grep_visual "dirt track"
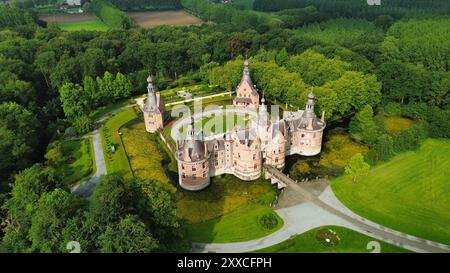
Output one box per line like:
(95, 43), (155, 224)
(39, 14), (97, 23)
(128, 11), (202, 28)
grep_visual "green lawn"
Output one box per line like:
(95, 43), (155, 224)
(60, 137), (95, 186)
(186, 204), (283, 243)
(384, 116), (415, 135)
(56, 19), (109, 32)
(99, 108), (138, 179)
(178, 175), (277, 224)
(254, 226), (410, 253)
(330, 139), (450, 245)
(121, 121), (174, 190)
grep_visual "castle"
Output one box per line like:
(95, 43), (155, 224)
(143, 61), (326, 191)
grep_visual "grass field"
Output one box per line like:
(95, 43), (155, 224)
(121, 121), (173, 189)
(56, 19), (109, 31)
(100, 108), (138, 179)
(186, 204), (283, 243)
(40, 14), (109, 32)
(384, 116), (415, 135)
(178, 175), (277, 224)
(330, 139), (450, 245)
(59, 137), (95, 186)
(254, 226), (409, 253)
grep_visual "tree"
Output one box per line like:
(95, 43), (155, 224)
(29, 189), (86, 253)
(44, 140), (64, 167)
(59, 83), (91, 122)
(367, 134), (395, 164)
(0, 102), (39, 180)
(99, 215), (159, 253)
(1, 164), (63, 252)
(349, 105), (380, 145)
(345, 153), (370, 183)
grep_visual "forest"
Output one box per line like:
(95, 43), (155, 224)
(0, 0), (449, 252)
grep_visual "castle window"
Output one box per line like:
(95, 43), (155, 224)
(254, 164), (257, 169)
(181, 164), (185, 170)
(203, 172), (206, 178)
(182, 173), (186, 178)
(275, 158), (278, 163)
(301, 134), (305, 138)
(192, 167), (196, 171)
(202, 162), (206, 168)
(253, 154), (256, 160)
(193, 173), (196, 178)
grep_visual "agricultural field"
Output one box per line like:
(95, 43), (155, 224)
(254, 226), (409, 253)
(331, 139), (450, 245)
(128, 11), (202, 28)
(39, 13), (109, 31)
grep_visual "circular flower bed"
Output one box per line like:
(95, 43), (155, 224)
(315, 228), (340, 247)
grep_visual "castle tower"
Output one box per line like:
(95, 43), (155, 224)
(176, 117), (211, 191)
(233, 60), (260, 109)
(231, 127), (262, 181)
(297, 92), (326, 156)
(143, 76), (165, 133)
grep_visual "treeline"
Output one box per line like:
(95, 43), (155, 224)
(203, 49), (381, 121)
(59, 72), (133, 134)
(0, 4), (36, 29)
(92, 0), (134, 29)
(181, 0), (282, 32)
(0, 168), (184, 253)
(108, 0), (182, 11)
(253, 0), (450, 19)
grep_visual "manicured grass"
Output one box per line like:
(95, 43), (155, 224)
(254, 226), (410, 253)
(121, 121), (173, 189)
(60, 137), (95, 186)
(56, 19), (109, 32)
(99, 108), (138, 179)
(186, 204), (283, 243)
(384, 116), (415, 135)
(177, 175), (278, 224)
(330, 139), (450, 245)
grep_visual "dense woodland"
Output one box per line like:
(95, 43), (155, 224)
(0, 0), (449, 252)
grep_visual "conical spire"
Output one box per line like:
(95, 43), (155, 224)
(243, 60), (250, 79)
(186, 116), (195, 140)
(306, 90), (315, 113)
(145, 75), (158, 112)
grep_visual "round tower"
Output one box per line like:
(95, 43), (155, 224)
(176, 118), (211, 191)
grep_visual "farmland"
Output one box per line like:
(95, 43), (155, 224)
(128, 11), (202, 28)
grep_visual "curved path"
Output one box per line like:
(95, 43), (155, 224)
(71, 99), (450, 253)
(193, 167), (450, 253)
(70, 104), (135, 197)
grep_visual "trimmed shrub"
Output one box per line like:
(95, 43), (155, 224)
(259, 213), (278, 230)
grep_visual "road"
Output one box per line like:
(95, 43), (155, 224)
(71, 130), (106, 198)
(71, 98), (450, 253)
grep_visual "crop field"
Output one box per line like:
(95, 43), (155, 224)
(128, 11), (202, 28)
(39, 14), (109, 31)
